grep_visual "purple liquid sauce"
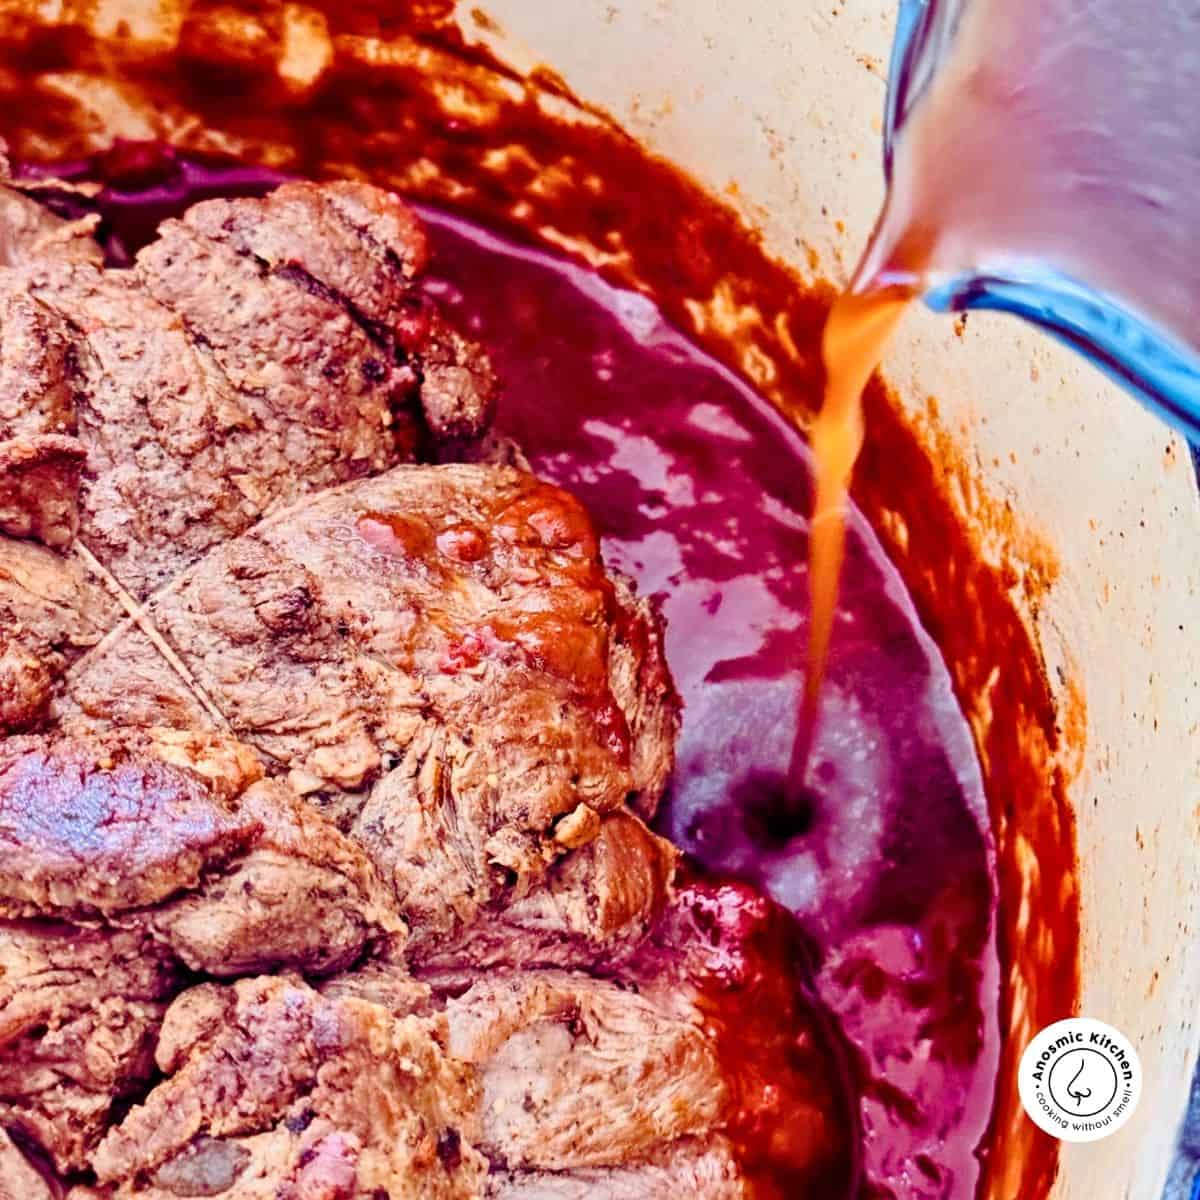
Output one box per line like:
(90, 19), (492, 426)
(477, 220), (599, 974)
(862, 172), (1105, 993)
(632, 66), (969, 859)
(24, 147), (1001, 1199)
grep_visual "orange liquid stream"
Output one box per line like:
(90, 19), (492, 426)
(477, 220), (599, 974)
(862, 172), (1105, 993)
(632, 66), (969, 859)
(792, 0), (1200, 791)
(791, 286), (914, 789)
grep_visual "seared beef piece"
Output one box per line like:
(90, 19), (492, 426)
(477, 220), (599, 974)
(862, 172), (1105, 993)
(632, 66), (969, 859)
(419, 811), (676, 972)
(443, 971), (727, 1172)
(0, 270), (87, 559)
(94, 974), (487, 1199)
(0, 733), (402, 972)
(60, 465), (680, 949)
(167, 179), (430, 319)
(0, 177), (494, 599)
(14, 256), (403, 598)
(0, 1127), (57, 1200)
(0, 387), (119, 734)
(417, 312), (499, 439)
(145, 182), (497, 443)
(484, 1140), (749, 1199)
(0, 733), (405, 1173)
(0, 733), (260, 919)
(146, 777), (405, 978)
(0, 534), (119, 734)
(0, 923), (176, 1173)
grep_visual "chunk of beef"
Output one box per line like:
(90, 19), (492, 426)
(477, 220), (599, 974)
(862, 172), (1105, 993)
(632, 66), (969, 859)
(0, 733), (261, 919)
(484, 1140), (748, 1199)
(61, 465), (680, 949)
(0, 922), (177, 1172)
(444, 971), (727, 1172)
(14, 256), (400, 598)
(418, 811), (676, 972)
(153, 181), (496, 443)
(0, 177), (494, 599)
(93, 974), (487, 1199)
(417, 312), (498, 440)
(177, 179), (429, 311)
(147, 776), (404, 978)
(0, 195), (91, 568)
(0, 733), (402, 971)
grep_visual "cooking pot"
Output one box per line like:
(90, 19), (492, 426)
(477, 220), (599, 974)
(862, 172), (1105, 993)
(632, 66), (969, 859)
(0, 2), (1195, 1197)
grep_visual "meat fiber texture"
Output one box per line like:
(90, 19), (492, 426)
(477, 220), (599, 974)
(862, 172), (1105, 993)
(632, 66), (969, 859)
(0, 165), (754, 1198)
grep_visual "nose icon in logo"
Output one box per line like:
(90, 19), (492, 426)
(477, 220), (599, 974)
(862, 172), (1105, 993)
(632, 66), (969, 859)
(1066, 1060), (1092, 1108)
(1048, 1048), (1120, 1120)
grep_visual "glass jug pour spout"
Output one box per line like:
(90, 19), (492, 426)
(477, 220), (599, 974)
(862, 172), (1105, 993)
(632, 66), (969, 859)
(872, 0), (1200, 442)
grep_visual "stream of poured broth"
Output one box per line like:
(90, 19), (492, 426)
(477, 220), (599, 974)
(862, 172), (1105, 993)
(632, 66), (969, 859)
(797, 286), (913, 789)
